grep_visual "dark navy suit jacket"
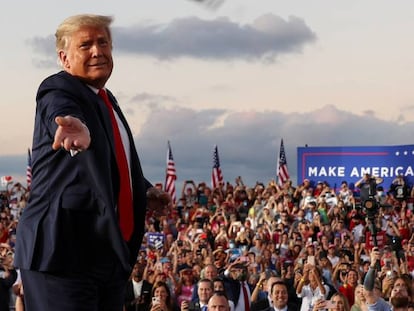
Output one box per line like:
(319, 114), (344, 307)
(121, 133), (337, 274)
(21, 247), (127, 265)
(15, 71), (151, 277)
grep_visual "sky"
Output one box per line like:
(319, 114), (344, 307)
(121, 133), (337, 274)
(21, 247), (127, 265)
(2, 0), (414, 190)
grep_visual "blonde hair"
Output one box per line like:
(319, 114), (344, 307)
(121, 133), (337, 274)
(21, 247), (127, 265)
(55, 14), (113, 52)
(353, 284), (366, 307)
(330, 292), (350, 311)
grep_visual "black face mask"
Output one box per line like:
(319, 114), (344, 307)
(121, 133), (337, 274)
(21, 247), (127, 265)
(236, 271), (247, 282)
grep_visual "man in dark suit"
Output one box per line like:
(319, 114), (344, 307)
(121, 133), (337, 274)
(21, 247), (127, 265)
(221, 260), (252, 311)
(14, 14), (169, 311)
(181, 279), (213, 311)
(124, 262), (153, 311)
(262, 281), (295, 311)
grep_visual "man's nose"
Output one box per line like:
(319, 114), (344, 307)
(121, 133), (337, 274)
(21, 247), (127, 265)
(91, 43), (103, 56)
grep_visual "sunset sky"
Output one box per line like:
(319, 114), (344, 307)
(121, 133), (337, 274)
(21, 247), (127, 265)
(2, 0), (414, 188)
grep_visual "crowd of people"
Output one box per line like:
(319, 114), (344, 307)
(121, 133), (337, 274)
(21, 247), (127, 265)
(1, 173), (414, 310)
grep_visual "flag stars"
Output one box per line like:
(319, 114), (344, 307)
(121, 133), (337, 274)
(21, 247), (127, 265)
(395, 150), (414, 156)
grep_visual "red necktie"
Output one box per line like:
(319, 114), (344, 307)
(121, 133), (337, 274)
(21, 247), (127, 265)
(242, 282), (250, 311)
(98, 89), (133, 240)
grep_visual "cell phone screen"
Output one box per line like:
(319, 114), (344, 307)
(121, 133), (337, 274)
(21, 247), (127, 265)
(307, 255), (315, 266)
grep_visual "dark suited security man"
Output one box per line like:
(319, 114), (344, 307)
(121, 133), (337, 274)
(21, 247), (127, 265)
(14, 14), (169, 311)
(124, 262), (153, 311)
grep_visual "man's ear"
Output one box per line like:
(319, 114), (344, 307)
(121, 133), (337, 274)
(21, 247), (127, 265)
(58, 50), (69, 69)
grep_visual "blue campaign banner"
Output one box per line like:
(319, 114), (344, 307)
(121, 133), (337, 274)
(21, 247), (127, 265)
(297, 144), (414, 191)
(147, 232), (165, 250)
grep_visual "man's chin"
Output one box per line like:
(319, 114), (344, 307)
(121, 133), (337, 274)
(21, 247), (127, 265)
(79, 75), (110, 89)
(273, 303), (284, 309)
(390, 296), (409, 308)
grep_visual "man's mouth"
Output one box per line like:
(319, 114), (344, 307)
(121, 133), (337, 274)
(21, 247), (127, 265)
(89, 62), (107, 67)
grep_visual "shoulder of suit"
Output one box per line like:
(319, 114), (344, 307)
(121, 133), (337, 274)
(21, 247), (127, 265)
(40, 71), (84, 88)
(37, 71), (93, 99)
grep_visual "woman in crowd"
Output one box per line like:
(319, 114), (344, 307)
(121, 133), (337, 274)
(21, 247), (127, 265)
(149, 281), (178, 311)
(312, 292), (350, 311)
(296, 264), (330, 311)
(174, 268), (195, 306)
(350, 284), (368, 311)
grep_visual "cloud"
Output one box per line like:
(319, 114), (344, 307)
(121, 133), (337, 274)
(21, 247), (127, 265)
(26, 35), (58, 69)
(3, 104), (413, 189)
(114, 14), (316, 61)
(26, 14), (316, 66)
(128, 103), (414, 186)
(130, 92), (180, 108)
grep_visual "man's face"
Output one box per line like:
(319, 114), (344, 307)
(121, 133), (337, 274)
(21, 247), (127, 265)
(198, 281), (213, 304)
(132, 263), (145, 280)
(230, 268), (245, 281)
(208, 295), (229, 311)
(271, 284), (288, 309)
(390, 278), (410, 308)
(59, 26), (113, 88)
(204, 266), (218, 280)
(391, 278), (409, 297)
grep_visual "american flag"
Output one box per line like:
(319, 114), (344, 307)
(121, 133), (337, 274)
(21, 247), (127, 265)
(211, 145), (223, 189)
(27, 148), (32, 191)
(164, 141), (177, 204)
(277, 139), (290, 186)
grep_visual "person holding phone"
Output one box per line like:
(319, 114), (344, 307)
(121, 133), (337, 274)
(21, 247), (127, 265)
(338, 268), (359, 307)
(149, 281), (177, 311)
(312, 292), (350, 311)
(296, 264), (330, 311)
(364, 246), (413, 311)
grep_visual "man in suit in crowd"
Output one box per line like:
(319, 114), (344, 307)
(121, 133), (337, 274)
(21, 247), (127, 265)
(191, 264), (218, 302)
(14, 14), (169, 311)
(264, 281), (295, 311)
(181, 278), (214, 311)
(124, 262), (153, 311)
(222, 260), (252, 311)
(250, 274), (279, 311)
(208, 292), (231, 311)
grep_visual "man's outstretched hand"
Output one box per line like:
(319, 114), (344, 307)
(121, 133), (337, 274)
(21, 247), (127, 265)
(52, 116), (91, 153)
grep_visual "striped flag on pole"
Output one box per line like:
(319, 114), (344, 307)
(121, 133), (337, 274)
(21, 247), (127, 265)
(27, 148), (32, 191)
(211, 145), (223, 189)
(164, 141), (177, 204)
(277, 139), (290, 186)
